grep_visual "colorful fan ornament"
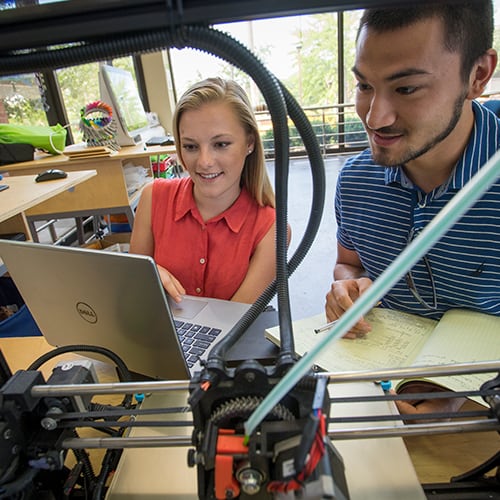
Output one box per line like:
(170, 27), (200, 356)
(79, 100), (120, 151)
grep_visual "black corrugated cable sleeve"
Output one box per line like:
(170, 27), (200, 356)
(27, 344), (134, 407)
(3, 24), (325, 373)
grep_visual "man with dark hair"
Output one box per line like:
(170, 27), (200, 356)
(325, 1), (499, 416)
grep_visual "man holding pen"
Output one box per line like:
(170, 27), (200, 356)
(325, 2), (500, 417)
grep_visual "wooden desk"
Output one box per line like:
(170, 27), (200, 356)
(404, 400), (500, 484)
(0, 144), (175, 239)
(0, 336), (423, 499)
(0, 336), (119, 388)
(0, 169), (96, 241)
(107, 382), (425, 499)
(0, 336), (124, 474)
(1, 336), (497, 498)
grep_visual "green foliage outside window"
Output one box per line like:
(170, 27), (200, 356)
(0, 75), (47, 126)
(2, 5), (500, 133)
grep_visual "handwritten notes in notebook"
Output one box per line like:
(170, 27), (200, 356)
(410, 309), (500, 398)
(265, 308), (500, 402)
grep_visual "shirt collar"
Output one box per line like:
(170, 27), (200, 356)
(448, 100), (499, 190)
(174, 177), (196, 222)
(174, 177), (252, 233)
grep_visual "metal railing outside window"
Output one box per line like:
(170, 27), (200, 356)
(256, 102), (368, 158)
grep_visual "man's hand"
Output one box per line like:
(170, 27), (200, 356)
(157, 265), (186, 303)
(392, 382), (467, 424)
(325, 277), (373, 338)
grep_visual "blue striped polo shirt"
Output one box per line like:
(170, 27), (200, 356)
(335, 100), (500, 319)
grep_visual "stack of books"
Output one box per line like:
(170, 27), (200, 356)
(63, 145), (116, 160)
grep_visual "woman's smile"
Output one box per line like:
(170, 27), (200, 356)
(197, 171), (224, 181)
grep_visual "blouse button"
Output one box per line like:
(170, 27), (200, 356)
(195, 287), (202, 294)
(199, 258), (206, 265)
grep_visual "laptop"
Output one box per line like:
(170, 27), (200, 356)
(0, 240), (251, 380)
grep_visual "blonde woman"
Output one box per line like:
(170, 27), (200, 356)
(131, 77), (285, 304)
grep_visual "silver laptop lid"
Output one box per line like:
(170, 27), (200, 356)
(0, 240), (191, 380)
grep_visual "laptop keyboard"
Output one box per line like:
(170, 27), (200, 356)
(174, 320), (222, 368)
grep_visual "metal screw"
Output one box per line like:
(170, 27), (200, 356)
(41, 407), (63, 430)
(238, 468), (263, 495)
(187, 449), (198, 467)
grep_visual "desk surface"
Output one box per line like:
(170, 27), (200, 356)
(0, 335), (424, 499)
(0, 170), (97, 223)
(0, 144), (176, 172)
(107, 384), (425, 500)
(0, 145), (175, 227)
(0, 335), (117, 381)
(1, 336), (498, 498)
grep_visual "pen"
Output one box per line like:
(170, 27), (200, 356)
(314, 319), (339, 334)
(315, 302), (383, 334)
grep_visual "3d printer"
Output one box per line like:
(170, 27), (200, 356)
(0, 1), (499, 499)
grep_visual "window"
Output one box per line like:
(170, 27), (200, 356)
(0, 74), (48, 126)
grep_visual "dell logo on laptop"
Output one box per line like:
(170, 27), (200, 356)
(76, 302), (98, 323)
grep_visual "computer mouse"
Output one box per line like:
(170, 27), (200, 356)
(35, 168), (68, 182)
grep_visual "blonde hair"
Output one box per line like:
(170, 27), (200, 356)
(173, 77), (275, 208)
